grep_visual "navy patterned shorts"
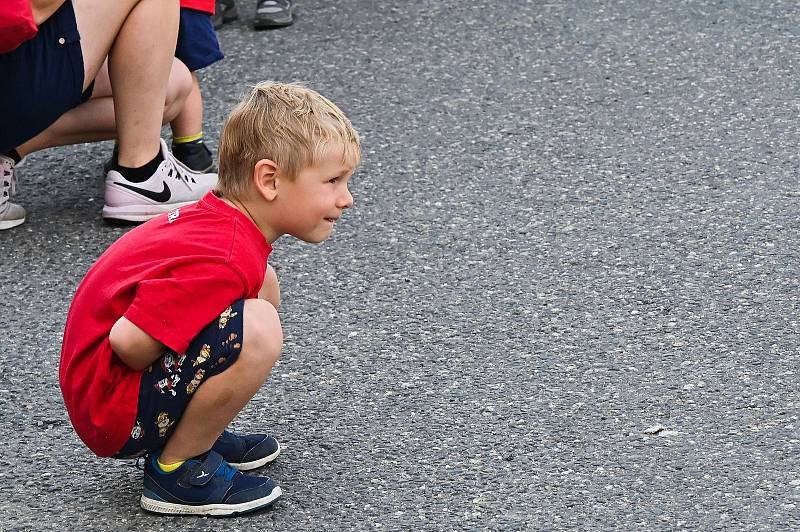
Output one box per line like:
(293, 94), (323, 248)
(113, 300), (245, 458)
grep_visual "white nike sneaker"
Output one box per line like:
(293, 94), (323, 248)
(0, 154), (26, 230)
(102, 139), (218, 222)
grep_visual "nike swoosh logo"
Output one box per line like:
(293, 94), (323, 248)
(114, 181), (171, 202)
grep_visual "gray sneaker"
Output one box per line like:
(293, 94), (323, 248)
(254, 0), (293, 29)
(0, 154), (26, 230)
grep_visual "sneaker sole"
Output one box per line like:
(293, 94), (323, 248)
(228, 442), (281, 471)
(223, 8), (239, 22)
(0, 217), (25, 230)
(140, 485), (282, 516)
(101, 200), (199, 222)
(254, 16), (293, 29)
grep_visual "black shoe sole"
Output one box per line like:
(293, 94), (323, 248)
(253, 11), (293, 30)
(223, 8), (239, 22)
(103, 217), (144, 227)
(254, 19), (293, 30)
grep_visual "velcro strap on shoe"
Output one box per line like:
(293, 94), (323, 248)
(189, 451), (224, 486)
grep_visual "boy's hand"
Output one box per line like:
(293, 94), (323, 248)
(109, 316), (165, 371)
(259, 264), (281, 308)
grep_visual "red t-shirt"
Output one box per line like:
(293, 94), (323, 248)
(180, 0), (215, 14)
(60, 192), (271, 457)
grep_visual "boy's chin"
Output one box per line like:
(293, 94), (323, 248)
(296, 231), (332, 244)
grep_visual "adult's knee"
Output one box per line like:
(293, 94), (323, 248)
(241, 298), (283, 368)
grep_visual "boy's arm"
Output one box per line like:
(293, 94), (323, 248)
(109, 316), (165, 371)
(258, 263), (281, 308)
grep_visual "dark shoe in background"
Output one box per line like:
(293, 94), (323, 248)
(213, 0), (239, 29)
(254, 0), (293, 30)
(172, 140), (216, 173)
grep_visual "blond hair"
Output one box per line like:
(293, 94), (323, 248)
(217, 82), (361, 197)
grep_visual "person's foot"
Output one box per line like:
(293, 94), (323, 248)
(172, 140), (216, 173)
(107, 140), (215, 173)
(141, 450), (282, 516)
(0, 154), (26, 230)
(212, 430), (281, 471)
(254, 0), (294, 30)
(102, 139), (217, 223)
(213, 0), (239, 29)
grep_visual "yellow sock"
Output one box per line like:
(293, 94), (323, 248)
(157, 458), (186, 472)
(173, 132), (204, 144)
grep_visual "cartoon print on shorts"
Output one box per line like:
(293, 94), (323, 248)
(194, 344), (211, 366)
(154, 373), (181, 396)
(186, 368), (206, 394)
(218, 306), (238, 329)
(161, 352), (186, 373)
(156, 412), (175, 437)
(221, 332), (241, 351)
(130, 421), (144, 441)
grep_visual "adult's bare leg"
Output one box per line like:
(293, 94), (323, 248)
(16, 60), (191, 157)
(71, 0), (180, 167)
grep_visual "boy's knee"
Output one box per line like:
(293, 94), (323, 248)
(242, 298), (283, 366)
(163, 59), (192, 123)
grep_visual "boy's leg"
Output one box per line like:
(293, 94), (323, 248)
(169, 73), (216, 172)
(169, 8), (223, 172)
(170, 74), (203, 141)
(115, 299), (284, 515)
(159, 298), (283, 464)
(258, 263), (281, 308)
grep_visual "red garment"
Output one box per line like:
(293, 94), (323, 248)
(60, 192), (271, 457)
(0, 0), (38, 53)
(180, 0), (215, 15)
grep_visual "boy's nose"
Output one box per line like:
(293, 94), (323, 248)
(338, 187), (353, 209)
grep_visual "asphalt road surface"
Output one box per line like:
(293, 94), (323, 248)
(1, 1), (799, 530)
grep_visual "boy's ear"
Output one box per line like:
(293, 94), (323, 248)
(252, 159), (279, 201)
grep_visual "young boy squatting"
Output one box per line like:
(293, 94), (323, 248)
(59, 82), (360, 516)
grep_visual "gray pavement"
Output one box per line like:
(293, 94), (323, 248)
(1, 0), (799, 529)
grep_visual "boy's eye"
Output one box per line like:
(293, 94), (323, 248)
(328, 176), (340, 183)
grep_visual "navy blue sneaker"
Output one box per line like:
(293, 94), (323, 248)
(212, 430), (281, 471)
(141, 451), (281, 516)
